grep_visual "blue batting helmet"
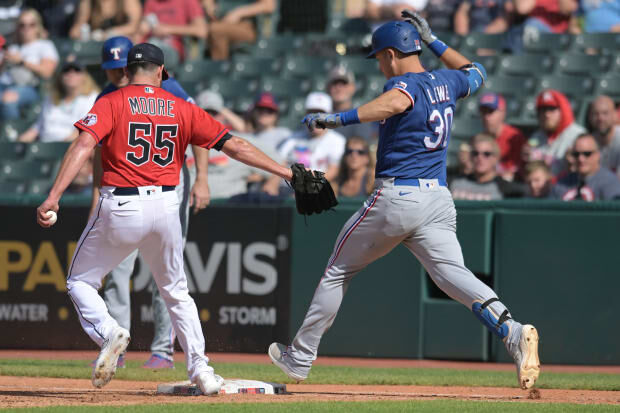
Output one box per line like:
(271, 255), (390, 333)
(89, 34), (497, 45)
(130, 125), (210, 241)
(101, 36), (133, 70)
(366, 21), (422, 58)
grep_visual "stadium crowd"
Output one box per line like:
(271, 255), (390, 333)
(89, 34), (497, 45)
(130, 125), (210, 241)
(0, 0), (619, 202)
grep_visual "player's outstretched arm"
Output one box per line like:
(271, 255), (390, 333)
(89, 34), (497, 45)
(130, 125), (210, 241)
(37, 131), (97, 227)
(221, 136), (293, 181)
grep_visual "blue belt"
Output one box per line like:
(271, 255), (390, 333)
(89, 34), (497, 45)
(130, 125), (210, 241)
(393, 178), (447, 187)
(113, 186), (175, 195)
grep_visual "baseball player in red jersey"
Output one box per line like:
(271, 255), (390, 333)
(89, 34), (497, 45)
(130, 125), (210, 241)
(36, 43), (293, 394)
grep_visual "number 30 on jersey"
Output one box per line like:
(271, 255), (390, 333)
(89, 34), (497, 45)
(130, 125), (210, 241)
(424, 107), (453, 150)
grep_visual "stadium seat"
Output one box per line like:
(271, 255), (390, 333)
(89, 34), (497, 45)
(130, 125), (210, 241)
(510, 98), (539, 129)
(452, 117), (484, 141)
(572, 33), (620, 55)
(556, 54), (611, 76)
(499, 54), (553, 76)
(26, 142), (71, 161)
(0, 119), (31, 142)
(260, 77), (311, 99)
(334, 56), (381, 77)
(252, 35), (305, 57)
(364, 75), (387, 98)
(208, 78), (258, 100)
(523, 33), (572, 54)
(0, 142), (27, 161)
(327, 17), (370, 35)
(177, 60), (231, 83)
(595, 75), (620, 98)
(420, 54), (441, 71)
(233, 96), (256, 114)
(66, 40), (104, 65)
(231, 55), (281, 79)
(433, 32), (462, 50)
(485, 75), (536, 98)
(311, 75), (328, 93)
(282, 56), (332, 78)
(28, 179), (51, 195)
(1, 160), (56, 181)
(538, 75), (594, 99)
(473, 55), (499, 75)
(0, 181), (27, 195)
(462, 33), (506, 55)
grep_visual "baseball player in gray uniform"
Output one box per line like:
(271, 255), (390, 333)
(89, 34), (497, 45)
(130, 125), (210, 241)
(91, 37), (210, 368)
(269, 13), (540, 390)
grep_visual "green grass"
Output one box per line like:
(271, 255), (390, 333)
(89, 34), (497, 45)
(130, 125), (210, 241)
(1, 401), (619, 413)
(1, 359), (619, 391)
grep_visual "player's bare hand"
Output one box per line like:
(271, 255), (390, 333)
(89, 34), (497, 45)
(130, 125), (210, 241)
(401, 10), (436, 44)
(302, 113), (343, 132)
(37, 198), (59, 228)
(190, 175), (210, 214)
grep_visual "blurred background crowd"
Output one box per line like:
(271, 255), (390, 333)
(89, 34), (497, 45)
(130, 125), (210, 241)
(0, 0), (619, 202)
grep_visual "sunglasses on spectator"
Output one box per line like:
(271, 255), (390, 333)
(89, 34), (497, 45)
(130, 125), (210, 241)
(18, 22), (37, 28)
(571, 151), (595, 158)
(345, 148), (368, 156)
(62, 66), (83, 73)
(472, 151), (494, 158)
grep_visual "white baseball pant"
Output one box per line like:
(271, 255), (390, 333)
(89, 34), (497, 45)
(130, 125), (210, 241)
(66, 185), (209, 381)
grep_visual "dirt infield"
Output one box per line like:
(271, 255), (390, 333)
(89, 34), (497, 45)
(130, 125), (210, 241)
(1, 351), (619, 408)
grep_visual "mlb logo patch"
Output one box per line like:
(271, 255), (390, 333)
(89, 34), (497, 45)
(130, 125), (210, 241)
(145, 87), (154, 93)
(414, 39), (420, 48)
(81, 113), (97, 126)
(398, 81), (407, 89)
(425, 182), (435, 189)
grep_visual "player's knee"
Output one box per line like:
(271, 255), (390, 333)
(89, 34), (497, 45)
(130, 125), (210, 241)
(472, 299), (511, 339)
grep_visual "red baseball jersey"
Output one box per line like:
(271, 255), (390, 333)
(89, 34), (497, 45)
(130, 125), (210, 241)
(75, 84), (229, 187)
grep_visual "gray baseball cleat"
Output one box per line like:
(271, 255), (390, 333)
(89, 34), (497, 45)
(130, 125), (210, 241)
(506, 323), (540, 390)
(92, 326), (131, 388)
(192, 366), (224, 395)
(268, 342), (307, 382)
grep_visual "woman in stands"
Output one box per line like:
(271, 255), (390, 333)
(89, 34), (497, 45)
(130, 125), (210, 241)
(18, 59), (99, 143)
(334, 137), (375, 199)
(0, 8), (59, 120)
(69, 0), (142, 41)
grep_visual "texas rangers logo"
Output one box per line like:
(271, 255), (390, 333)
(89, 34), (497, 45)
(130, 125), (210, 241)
(81, 113), (98, 126)
(110, 47), (121, 60)
(398, 81), (408, 89)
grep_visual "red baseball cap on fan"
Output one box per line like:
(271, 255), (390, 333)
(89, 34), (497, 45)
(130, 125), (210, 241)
(478, 92), (505, 111)
(536, 90), (561, 109)
(254, 92), (279, 112)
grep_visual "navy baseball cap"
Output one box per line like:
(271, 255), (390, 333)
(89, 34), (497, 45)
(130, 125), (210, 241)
(478, 92), (506, 111)
(127, 43), (169, 80)
(101, 36), (133, 70)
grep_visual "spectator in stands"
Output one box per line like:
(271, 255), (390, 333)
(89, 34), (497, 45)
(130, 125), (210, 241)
(365, 0), (429, 31)
(581, 0), (620, 33)
(453, 0), (510, 35)
(528, 89), (586, 176)
(552, 133), (620, 201)
(334, 137), (375, 198)
(451, 133), (526, 200)
(447, 141), (474, 183)
(246, 91), (291, 151)
(279, 92), (346, 182)
(27, 0), (80, 38)
(18, 59), (99, 142)
(327, 64), (378, 143)
(196, 89), (246, 132)
(139, 0), (207, 62)
(517, 0), (581, 36)
(69, 0), (142, 41)
(588, 95), (620, 177)
(422, 0), (460, 32)
(205, 0), (276, 60)
(0, 9), (59, 120)
(479, 92), (527, 181)
(524, 160), (553, 198)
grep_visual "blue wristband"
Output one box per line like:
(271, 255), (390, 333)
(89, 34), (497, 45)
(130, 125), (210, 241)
(340, 109), (360, 126)
(428, 39), (448, 57)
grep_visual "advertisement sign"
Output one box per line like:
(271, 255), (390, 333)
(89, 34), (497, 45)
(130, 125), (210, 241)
(0, 205), (292, 352)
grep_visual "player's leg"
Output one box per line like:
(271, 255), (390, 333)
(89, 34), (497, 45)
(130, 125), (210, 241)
(66, 197), (142, 347)
(139, 190), (221, 393)
(402, 187), (540, 389)
(271, 188), (405, 380)
(146, 164), (191, 367)
(103, 249), (139, 332)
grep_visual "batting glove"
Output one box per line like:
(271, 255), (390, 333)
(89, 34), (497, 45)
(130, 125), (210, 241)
(302, 112), (343, 132)
(401, 10), (436, 45)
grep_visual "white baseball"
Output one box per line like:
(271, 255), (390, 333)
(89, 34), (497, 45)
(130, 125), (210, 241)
(45, 210), (57, 225)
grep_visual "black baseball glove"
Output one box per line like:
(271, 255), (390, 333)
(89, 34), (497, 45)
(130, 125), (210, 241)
(290, 163), (338, 215)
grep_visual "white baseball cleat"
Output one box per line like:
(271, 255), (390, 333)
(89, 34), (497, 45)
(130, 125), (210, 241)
(511, 324), (540, 390)
(268, 342), (307, 382)
(193, 366), (224, 395)
(92, 326), (131, 389)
